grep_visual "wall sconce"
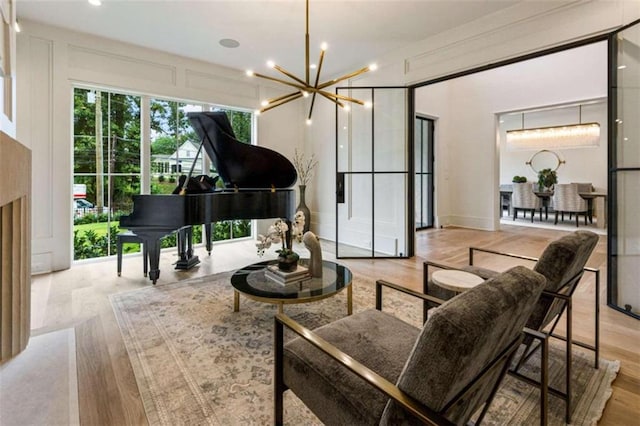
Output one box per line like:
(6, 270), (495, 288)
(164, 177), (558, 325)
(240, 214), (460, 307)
(506, 104), (601, 150)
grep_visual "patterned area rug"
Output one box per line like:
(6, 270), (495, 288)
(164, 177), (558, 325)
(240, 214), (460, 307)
(110, 272), (618, 425)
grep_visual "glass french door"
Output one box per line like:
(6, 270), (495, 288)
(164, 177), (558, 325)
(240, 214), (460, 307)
(608, 20), (640, 319)
(415, 116), (434, 229)
(335, 87), (411, 258)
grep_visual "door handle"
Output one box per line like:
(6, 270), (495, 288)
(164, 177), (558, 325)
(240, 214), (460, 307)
(336, 172), (345, 204)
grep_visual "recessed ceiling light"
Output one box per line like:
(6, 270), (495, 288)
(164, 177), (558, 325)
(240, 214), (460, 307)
(88, 0), (102, 6)
(219, 39), (240, 48)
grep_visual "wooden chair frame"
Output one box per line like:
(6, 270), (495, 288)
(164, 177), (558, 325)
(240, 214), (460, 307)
(274, 281), (526, 426)
(423, 247), (600, 424)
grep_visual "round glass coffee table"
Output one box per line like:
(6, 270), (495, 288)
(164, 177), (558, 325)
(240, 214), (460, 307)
(231, 259), (353, 314)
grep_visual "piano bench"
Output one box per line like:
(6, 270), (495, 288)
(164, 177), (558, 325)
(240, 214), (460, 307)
(117, 232), (148, 277)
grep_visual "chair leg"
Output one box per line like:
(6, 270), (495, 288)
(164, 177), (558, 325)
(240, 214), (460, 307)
(576, 213), (579, 227)
(565, 299), (573, 423)
(554, 211), (559, 225)
(530, 209), (534, 223)
(142, 241), (148, 277)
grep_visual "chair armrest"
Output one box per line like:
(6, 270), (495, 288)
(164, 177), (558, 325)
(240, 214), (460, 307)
(423, 260), (462, 294)
(423, 260), (458, 278)
(523, 327), (547, 342)
(375, 279), (447, 312)
(541, 289), (571, 302)
(468, 247), (538, 266)
(274, 313), (455, 426)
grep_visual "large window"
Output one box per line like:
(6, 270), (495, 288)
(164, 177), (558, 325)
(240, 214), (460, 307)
(73, 87), (254, 260)
(73, 88), (141, 260)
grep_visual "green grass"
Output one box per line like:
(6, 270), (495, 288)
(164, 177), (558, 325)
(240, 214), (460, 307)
(74, 221), (141, 254)
(74, 221), (114, 236)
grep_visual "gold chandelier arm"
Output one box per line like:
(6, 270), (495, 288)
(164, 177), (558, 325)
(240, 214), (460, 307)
(307, 92), (317, 120)
(305, 0), (310, 84)
(307, 48), (326, 120)
(266, 91), (303, 106)
(318, 91), (345, 108)
(273, 64), (309, 87)
(261, 93), (303, 113)
(314, 50), (325, 89)
(252, 72), (307, 91)
(317, 66), (371, 90)
(320, 90), (365, 106)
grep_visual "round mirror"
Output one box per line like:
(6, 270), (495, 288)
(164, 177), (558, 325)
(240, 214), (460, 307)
(526, 150), (565, 173)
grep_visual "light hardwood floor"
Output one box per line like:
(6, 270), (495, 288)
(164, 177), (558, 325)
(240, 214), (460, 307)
(28, 225), (640, 425)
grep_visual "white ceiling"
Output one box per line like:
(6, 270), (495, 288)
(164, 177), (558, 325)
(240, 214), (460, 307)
(17, 0), (526, 79)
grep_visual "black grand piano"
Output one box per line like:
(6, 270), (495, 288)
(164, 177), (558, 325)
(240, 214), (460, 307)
(119, 111), (297, 283)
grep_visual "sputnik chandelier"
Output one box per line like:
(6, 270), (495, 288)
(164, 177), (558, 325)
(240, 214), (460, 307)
(245, 0), (377, 124)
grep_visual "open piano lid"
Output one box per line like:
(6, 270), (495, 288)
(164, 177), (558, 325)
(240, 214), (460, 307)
(187, 111), (297, 189)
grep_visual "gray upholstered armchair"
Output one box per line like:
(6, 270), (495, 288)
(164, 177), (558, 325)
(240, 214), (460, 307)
(423, 230), (600, 424)
(274, 266), (546, 425)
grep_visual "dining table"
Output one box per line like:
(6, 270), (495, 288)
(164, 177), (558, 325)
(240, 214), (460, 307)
(499, 186), (607, 229)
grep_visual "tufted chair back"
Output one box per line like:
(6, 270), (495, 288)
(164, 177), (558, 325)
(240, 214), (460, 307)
(552, 183), (587, 213)
(512, 182), (541, 209)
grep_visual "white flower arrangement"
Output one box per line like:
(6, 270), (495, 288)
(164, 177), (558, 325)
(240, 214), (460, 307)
(256, 211), (306, 257)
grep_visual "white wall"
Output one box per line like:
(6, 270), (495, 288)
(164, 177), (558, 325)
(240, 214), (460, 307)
(17, 20), (304, 274)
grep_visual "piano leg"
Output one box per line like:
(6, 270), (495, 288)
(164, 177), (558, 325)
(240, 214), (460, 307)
(175, 226), (200, 270)
(146, 237), (162, 284)
(205, 223), (212, 255)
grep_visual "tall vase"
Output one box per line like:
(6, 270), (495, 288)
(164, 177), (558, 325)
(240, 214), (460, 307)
(296, 185), (311, 233)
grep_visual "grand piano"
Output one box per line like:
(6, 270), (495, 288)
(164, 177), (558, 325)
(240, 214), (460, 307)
(119, 111), (297, 283)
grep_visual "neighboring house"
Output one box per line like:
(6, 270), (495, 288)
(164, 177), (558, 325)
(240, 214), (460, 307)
(152, 141), (204, 175)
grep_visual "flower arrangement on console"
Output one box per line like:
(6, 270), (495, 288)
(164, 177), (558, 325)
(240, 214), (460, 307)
(256, 211), (306, 271)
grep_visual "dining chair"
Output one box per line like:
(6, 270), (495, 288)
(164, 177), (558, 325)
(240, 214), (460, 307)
(552, 183), (589, 227)
(274, 266), (546, 425)
(512, 182), (542, 222)
(574, 182), (594, 224)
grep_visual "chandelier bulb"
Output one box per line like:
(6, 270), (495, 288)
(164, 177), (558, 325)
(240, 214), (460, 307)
(261, 100), (269, 107)
(369, 63), (378, 71)
(302, 91), (309, 98)
(267, 60), (276, 69)
(343, 105), (351, 112)
(321, 42), (328, 51)
(306, 119), (312, 125)
(255, 110), (261, 116)
(364, 101), (373, 109)
(245, 70), (254, 77)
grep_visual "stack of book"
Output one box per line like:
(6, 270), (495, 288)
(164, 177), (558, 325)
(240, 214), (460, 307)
(264, 264), (311, 285)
